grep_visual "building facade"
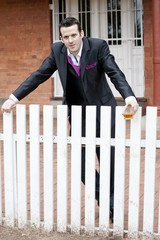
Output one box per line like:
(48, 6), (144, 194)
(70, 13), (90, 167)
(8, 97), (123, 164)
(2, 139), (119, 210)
(0, 0), (159, 110)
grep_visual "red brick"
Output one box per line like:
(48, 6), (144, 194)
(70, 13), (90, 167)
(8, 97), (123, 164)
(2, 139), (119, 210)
(0, 0), (52, 108)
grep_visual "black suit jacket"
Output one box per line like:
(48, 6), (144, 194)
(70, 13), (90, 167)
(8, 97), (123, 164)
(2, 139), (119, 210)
(13, 36), (135, 113)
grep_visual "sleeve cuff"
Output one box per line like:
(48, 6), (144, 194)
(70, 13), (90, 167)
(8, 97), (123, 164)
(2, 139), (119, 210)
(9, 94), (19, 103)
(125, 96), (137, 104)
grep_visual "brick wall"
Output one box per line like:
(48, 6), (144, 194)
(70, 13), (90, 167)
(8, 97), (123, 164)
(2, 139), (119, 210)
(0, 0), (52, 108)
(144, 0), (153, 106)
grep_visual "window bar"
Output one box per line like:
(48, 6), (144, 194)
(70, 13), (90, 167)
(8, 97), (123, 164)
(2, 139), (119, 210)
(136, 0), (138, 46)
(140, 0), (143, 46)
(116, 0), (118, 45)
(85, 0), (87, 36)
(137, 0), (140, 46)
(78, 0), (81, 27)
(134, 0), (143, 47)
(117, 0), (121, 44)
(134, 0), (137, 46)
(63, 0), (66, 19)
(110, 0), (113, 45)
(87, 0), (90, 36)
(107, 0), (111, 45)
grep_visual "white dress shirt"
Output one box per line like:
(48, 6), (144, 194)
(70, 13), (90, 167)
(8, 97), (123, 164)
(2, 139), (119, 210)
(67, 42), (83, 66)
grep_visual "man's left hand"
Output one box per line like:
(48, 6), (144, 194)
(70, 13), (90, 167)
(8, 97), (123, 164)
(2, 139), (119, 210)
(123, 98), (139, 115)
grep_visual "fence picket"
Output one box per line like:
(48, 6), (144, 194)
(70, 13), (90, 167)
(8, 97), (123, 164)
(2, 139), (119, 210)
(128, 107), (142, 238)
(71, 106), (82, 234)
(30, 105), (40, 227)
(1, 104), (160, 238)
(57, 105), (68, 232)
(0, 132), (2, 224)
(16, 105), (27, 228)
(99, 106), (111, 236)
(43, 105), (54, 231)
(85, 106), (96, 234)
(3, 111), (15, 226)
(114, 106), (126, 238)
(13, 131), (18, 223)
(143, 107), (157, 236)
(158, 187), (160, 234)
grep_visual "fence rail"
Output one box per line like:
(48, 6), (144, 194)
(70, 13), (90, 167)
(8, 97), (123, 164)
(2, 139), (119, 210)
(0, 104), (160, 239)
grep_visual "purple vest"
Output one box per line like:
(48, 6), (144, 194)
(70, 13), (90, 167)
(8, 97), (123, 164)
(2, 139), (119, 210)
(67, 54), (81, 76)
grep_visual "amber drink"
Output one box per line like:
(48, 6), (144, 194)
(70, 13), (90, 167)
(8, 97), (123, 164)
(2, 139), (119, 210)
(123, 105), (134, 120)
(123, 113), (134, 120)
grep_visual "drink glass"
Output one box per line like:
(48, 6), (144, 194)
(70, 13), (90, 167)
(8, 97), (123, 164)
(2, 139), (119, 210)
(122, 104), (134, 120)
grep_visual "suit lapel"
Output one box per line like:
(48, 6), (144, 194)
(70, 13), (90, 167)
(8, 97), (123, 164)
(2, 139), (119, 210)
(59, 37), (90, 90)
(80, 37), (90, 81)
(60, 45), (67, 90)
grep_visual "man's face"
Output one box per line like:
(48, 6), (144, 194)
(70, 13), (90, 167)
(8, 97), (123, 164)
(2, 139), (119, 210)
(60, 24), (84, 56)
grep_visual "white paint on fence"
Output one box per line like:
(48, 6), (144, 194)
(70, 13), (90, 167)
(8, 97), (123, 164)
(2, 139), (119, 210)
(99, 106), (111, 236)
(114, 106), (126, 238)
(0, 127), (2, 224)
(85, 106), (96, 234)
(71, 106), (82, 234)
(128, 107), (142, 239)
(57, 105), (68, 232)
(0, 105), (160, 238)
(43, 105), (54, 231)
(16, 105), (27, 228)
(143, 107), (157, 236)
(29, 105), (40, 227)
(3, 111), (15, 226)
(158, 187), (160, 234)
(13, 131), (18, 223)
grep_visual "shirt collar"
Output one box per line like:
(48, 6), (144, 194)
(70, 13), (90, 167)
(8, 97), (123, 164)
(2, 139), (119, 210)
(67, 41), (83, 58)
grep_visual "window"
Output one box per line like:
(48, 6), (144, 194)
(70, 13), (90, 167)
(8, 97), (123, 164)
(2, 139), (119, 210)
(107, 0), (121, 45)
(134, 0), (143, 46)
(78, 0), (91, 36)
(52, 0), (143, 45)
(59, 0), (66, 24)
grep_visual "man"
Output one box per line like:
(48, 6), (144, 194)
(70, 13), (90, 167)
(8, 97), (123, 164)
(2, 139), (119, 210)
(2, 17), (139, 222)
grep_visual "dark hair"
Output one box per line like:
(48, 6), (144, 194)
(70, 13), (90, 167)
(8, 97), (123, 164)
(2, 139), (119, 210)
(59, 17), (82, 36)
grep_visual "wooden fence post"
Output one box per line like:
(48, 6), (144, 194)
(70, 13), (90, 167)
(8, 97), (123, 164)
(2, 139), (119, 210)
(16, 105), (27, 228)
(99, 106), (111, 236)
(143, 107), (157, 237)
(57, 105), (68, 232)
(30, 105), (40, 228)
(128, 107), (142, 238)
(43, 105), (54, 231)
(114, 106), (126, 238)
(85, 106), (96, 234)
(0, 119), (2, 224)
(71, 106), (82, 234)
(3, 111), (15, 227)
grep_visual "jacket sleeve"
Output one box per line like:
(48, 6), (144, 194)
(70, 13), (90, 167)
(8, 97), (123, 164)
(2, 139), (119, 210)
(13, 45), (57, 101)
(98, 40), (135, 99)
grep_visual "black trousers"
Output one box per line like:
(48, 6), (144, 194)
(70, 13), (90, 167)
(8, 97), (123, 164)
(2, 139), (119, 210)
(69, 106), (115, 210)
(81, 125), (115, 210)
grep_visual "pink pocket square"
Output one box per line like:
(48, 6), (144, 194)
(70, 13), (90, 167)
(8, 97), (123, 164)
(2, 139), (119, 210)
(86, 62), (97, 69)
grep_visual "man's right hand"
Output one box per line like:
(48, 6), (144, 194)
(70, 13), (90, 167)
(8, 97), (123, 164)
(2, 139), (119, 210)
(1, 99), (16, 113)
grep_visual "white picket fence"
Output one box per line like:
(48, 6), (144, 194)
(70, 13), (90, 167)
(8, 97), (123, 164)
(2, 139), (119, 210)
(0, 104), (160, 239)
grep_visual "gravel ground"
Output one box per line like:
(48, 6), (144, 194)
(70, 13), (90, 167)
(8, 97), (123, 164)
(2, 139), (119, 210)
(0, 225), (114, 240)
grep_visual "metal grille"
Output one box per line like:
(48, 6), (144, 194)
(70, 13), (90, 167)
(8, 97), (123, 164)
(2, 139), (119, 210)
(52, 0), (143, 46)
(78, 0), (91, 36)
(107, 0), (121, 45)
(59, 0), (66, 24)
(134, 0), (143, 46)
